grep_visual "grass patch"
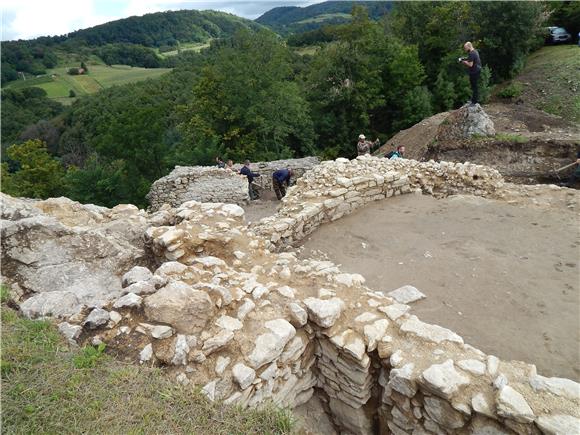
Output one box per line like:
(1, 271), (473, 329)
(158, 41), (211, 57)
(497, 82), (524, 99)
(1, 305), (295, 434)
(514, 45), (580, 123)
(495, 133), (528, 143)
(296, 13), (351, 24)
(3, 64), (171, 103)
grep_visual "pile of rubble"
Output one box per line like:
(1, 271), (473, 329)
(2, 156), (579, 435)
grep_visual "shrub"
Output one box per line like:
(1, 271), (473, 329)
(498, 82), (524, 99)
(69, 89), (76, 98)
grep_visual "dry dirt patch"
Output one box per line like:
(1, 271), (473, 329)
(299, 193), (580, 381)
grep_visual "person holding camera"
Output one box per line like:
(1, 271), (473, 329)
(459, 42), (482, 106)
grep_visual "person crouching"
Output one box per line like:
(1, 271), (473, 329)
(272, 167), (293, 200)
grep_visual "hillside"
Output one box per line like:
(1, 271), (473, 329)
(377, 46), (580, 184)
(1, 10), (262, 86)
(256, 1), (392, 34)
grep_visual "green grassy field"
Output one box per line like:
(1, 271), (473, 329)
(296, 13), (351, 24)
(158, 41), (212, 57)
(497, 45), (580, 123)
(0, 286), (294, 434)
(4, 64), (171, 103)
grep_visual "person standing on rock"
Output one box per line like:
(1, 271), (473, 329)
(240, 160), (261, 200)
(357, 134), (380, 156)
(272, 167), (294, 200)
(461, 42), (482, 106)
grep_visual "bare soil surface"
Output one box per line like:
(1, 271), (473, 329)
(242, 190), (280, 224)
(299, 193), (580, 381)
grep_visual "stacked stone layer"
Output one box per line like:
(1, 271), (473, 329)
(146, 157), (320, 211)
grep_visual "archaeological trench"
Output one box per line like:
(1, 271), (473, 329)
(2, 155), (580, 435)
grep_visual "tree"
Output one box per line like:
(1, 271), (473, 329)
(1, 140), (67, 199)
(180, 29), (315, 163)
(69, 89), (77, 98)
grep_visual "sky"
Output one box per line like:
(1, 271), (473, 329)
(1, 0), (323, 41)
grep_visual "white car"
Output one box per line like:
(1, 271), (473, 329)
(546, 26), (572, 44)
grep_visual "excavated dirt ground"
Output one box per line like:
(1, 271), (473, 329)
(297, 193), (580, 381)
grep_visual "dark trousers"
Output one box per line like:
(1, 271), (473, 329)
(273, 178), (286, 200)
(469, 72), (480, 104)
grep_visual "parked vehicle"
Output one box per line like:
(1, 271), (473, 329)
(546, 26), (572, 44)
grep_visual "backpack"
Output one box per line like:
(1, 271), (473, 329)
(385, 151), (396, 159)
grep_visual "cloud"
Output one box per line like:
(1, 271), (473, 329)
(2, 0), (116, 40)
(2, 0), (322, 41)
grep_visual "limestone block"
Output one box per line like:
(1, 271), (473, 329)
(424, 396), (467, 429)
(401, 315), (463, 344)
(113, 292), (142, 309)
(202, 329), (234, 355)
(247, 320), (296, 369)
(536, 414), (580, 435)
(144, 281), (214, 334)
(83, 308), (110, 329)
(421, 359), (470, 399)
(122, 266), (153, 287)
(458, 359), (486, 376)
(232, 363), (256, 390)
(303, 297), (345, 328)
(387, 285), (426, 304)
(496, 385), (535, 423)
(389, 363), (418, 398)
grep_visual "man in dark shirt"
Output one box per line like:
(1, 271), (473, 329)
(239, 160), (260, 200)
(272, 167), (293, 200)
(461, 41), (482, 105)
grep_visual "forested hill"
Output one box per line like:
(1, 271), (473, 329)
(64, 9), (263, 47)
(256, 1), (392, 34)
(1, 10), (263, 84)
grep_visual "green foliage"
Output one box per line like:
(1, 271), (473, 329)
(98, 43), (161, 68)
(547, 1), (580, 39)
(73, 343), (106, 369)
(389, 1), (547, 82)
(1, 306), (295, 434)
(497, 82), (524, 99)
(1, 88), (64, 146)
(68, 89), (76, 98)
(478, 65), (493, 104)
(256, 1), (392, 35)
(180, 29), (315, 162)
(0, 284), (10, 303)
(1, 140), (67, 199)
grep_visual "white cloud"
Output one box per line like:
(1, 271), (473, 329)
(2, 0), (115, 40)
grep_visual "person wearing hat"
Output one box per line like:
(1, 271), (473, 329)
(357, 134), (380, 156)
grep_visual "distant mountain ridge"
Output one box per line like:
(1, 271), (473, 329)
(256, 1), (392, 34)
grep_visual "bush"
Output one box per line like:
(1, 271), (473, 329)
(498, 82), (524, 99)
(69, 89), (76, 98)
(68, 67), (79, 75)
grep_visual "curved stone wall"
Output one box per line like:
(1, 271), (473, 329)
(254, 156), (505, 249)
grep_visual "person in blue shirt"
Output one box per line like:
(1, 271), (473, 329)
(240, 160), (261, 200)
(272, 167), (294, 200)
(389, 145), (406, 159)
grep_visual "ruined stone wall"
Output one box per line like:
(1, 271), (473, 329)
(254, 156), (505, 249)
(5, 157), (579, 435)
(146, 157), (320, 211)
(43, 198), (578, 435)
(146, 166), (249, 211)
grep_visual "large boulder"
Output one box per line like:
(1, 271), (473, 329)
(143, 281), (215, 334)
(1, 194), (149, 310)
(459, 104), (496, 138)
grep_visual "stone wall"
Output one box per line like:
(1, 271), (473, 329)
(254, 156), (505, 249)
(146, 157), (320, 211)
(146, 166), (249, 211)
(5, 157), (580, 435)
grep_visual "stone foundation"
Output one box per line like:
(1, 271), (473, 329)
(4, 156), (579, 435)
(146, 157), (320, 211)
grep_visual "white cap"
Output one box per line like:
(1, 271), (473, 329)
(358, 134), (365, 140)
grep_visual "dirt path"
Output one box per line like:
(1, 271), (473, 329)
(299, 193), (580, 381)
